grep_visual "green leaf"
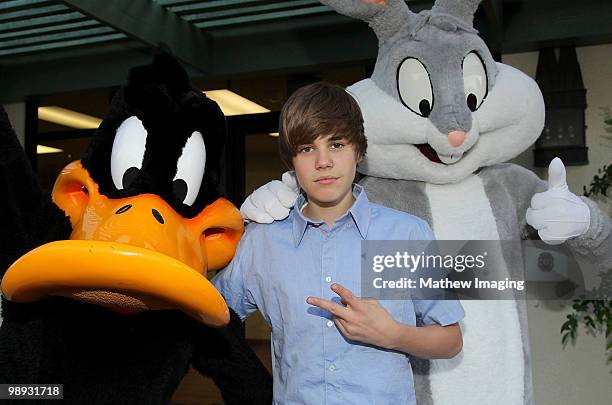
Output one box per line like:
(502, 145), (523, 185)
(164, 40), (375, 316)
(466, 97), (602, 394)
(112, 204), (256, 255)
(585, 316), (596, 330)
(562, 332), (571, 346)
(561, 321), (570, 332)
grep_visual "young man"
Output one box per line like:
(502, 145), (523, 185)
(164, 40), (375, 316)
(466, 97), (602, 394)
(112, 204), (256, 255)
(213, 82), (464, 404)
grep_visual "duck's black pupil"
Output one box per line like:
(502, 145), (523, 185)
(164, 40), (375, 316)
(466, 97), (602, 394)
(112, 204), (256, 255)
(122, 167), (140, 189)
(467, 93), (478, 111)
(173, 179), (188, 202)
(419, 100), (431, 117)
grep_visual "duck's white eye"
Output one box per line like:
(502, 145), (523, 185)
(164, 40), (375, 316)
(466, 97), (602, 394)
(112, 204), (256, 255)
(397, 57), (434, 117)
(463, 52), (488, 112)
(111, 116), (147, 190)
(173, 131), (206, 206)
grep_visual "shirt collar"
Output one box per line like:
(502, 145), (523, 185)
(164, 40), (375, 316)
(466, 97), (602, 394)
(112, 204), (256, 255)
(291, 183), (370, 247)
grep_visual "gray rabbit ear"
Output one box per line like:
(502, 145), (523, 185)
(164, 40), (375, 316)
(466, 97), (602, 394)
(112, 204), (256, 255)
(321, 0), (416, 43)
(431, 0), (481, 27)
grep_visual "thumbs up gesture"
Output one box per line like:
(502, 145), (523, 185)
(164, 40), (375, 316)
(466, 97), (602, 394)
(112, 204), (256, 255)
(526, 157), (590, 245)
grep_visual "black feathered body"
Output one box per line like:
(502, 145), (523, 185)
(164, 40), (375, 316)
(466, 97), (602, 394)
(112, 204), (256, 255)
(0, 297), (269, 405)
(0, 54), (272, 404)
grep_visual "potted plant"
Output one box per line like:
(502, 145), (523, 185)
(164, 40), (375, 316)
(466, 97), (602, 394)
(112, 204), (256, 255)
(561, 109), (612, 364)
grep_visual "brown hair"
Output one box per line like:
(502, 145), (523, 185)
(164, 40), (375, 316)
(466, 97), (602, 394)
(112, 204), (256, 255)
(278, 82), (367, 169)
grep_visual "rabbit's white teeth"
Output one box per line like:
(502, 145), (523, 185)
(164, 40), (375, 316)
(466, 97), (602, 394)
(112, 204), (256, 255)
(438, 152), (463, 164)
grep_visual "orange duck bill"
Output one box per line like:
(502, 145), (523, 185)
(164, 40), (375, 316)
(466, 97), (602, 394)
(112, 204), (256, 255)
(0, 161), (244, 327)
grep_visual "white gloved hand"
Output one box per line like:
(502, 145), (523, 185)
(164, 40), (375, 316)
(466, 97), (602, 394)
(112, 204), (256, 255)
(240, 171), (300, 223)
(526, 157), (590, 245)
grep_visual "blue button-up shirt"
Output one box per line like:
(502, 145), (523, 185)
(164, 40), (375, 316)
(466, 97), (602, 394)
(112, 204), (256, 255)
(213, 185), (464, 404)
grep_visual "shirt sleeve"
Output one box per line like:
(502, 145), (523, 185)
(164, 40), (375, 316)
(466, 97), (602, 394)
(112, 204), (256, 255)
(212, 232), (259, 321)
(410, 217), (466, 326)
(413, 299), (465, 326)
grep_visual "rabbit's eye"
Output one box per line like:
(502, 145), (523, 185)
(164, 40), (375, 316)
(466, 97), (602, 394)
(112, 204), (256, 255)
(397, 57), (433, 117)
(462, 52), (488, 112)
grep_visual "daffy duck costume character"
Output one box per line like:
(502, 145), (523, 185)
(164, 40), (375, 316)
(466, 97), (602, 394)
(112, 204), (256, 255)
(0, 53), (272, 404)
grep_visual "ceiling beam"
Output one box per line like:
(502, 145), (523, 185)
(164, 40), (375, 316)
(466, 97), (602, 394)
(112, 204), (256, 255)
(0, 4), (68, 22)
(162, 0), (269, 14)
(3, 0), (612, 102)
(210, 15), (377, 76)
(0, 10), (85, 31)
(0, 26), (115, 52)
(59, 0), (212, 73)
(0, 14), (375, 102)
(0, 31), (125, 56)
(185, 0), (323, 24)
(0, 43), (153, 103)
(0, 0), (49, 12)
(195, 6), (331, 29)
(0, 19), (99, 41)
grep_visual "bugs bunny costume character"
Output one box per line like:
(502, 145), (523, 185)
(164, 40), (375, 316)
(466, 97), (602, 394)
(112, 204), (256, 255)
(242, 1), (612, 404)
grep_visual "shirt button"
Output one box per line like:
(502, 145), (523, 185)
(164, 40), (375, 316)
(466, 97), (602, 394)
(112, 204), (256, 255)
(325, 276), (332, 283)
(327, 320), (334, 328)
(329, 364), (336, 371)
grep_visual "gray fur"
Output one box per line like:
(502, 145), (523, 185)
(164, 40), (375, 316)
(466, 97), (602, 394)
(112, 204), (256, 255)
(389, 24), (488, 134)
(343, 0), (545, 185)
(360, 163), (611, 405)
(480, 163), (612, 404)
(479, 163), (546, 242)
(369, 4), (498, 120)
(567, 198), (612, 270)
(359, 176), (432, 225)
(481, 164), (612, 272)
(410, 356), (433, 405)
(351, 63), (545, 184)
(320, 1), (611, 404)
(431, 0), (481, 27)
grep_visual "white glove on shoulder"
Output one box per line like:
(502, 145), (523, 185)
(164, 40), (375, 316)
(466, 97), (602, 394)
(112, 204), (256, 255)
(240, 171), (300, 223)
(526, 157), (590, 245)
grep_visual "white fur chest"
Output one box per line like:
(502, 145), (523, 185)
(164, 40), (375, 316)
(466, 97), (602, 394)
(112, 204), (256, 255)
(425, 174), (499, 240)
(424, 174), (525, 405)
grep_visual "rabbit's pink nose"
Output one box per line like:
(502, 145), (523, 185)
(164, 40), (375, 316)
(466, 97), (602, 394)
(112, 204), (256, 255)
(448, 131), (466, 147)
